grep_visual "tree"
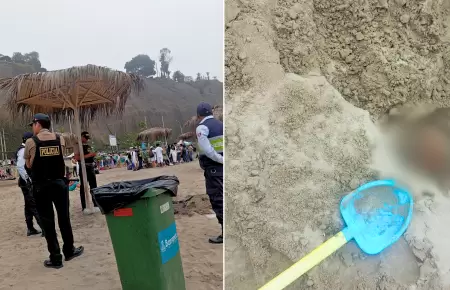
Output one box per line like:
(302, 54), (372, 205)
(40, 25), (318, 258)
(138, 121), (147, 130)
(11, 52), (26, 64)
(172, 70), (185, 82)
(185, 76), (194, 82)
(159, 48), (173, 78)
(206, 72), (210, 80)
(118, 131), (140, 148)
(24, 51), (39, 62)
(124, 54), (156, 77)
(24, 51), (42, 71)
(8, 51), (47, 72)
(196, 73), (201, 81)
(213, 76), (217, 80)
(0, 54), (11, 62)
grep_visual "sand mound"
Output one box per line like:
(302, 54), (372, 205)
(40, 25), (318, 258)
(226, 74), (385, 289)
(225, 0), (450, 289)
(226, 0), (450, 117)
(174, 194), (213, 216)
(225, 74), (447, 289)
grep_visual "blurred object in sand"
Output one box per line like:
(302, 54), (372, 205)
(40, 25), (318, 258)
(379, 104), (450, 184)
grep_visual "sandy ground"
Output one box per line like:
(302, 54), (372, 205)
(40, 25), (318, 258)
(225, 0), (450, 289)
(0, 162), (222, 290)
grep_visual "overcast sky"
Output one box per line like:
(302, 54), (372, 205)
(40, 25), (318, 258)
(1, 0), (223, 80)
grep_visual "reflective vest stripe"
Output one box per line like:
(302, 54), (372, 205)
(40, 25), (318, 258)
(210, 136), (223, 152)
(198, 135), (224, 154)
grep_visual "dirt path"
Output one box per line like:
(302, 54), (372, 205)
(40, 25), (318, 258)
(0, 162), (222, 290)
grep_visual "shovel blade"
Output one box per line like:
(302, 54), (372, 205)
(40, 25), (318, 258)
(340, 179), (413, 254)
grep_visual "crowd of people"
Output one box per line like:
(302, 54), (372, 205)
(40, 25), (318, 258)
(9, 101), (223, 271)
(0, 158), (18, 180)
(60, 141), (197, 174)
(125, 142), (196, 170)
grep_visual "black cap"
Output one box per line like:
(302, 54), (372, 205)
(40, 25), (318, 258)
(28, 113), (50, 126)
(22, 132), (33, 140)
(81, 131), (91, 139)
(197, 102), (213, 117)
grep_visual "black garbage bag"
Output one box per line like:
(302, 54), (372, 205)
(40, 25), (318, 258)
(91, 175), (179, 214)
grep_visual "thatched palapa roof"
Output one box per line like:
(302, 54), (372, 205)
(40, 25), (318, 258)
(0, 64), (144, 212)
(178, 132), (195, 140)
(184, 104), (223, 128)
(55, 132), (78, 147)
(0, 64), (144, 123)
(184, 116), (199, 128)
(212, 105), (223, 121)
(137, 127), (172, 142)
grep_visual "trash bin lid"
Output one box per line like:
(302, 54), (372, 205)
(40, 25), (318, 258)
(92, 176), (179, 214)
(140, 188), (167, 199)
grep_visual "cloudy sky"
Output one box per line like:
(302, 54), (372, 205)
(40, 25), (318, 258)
(1, 0), (223, 80)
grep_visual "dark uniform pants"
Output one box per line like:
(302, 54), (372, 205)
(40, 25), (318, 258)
(34, 179), (75, 263)
(79, 165), (98, 209)
(20, 184), (41, 230)
(204, 166), (223, 228)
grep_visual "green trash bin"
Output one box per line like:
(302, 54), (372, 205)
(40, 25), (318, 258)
(104, 187), (186, 290)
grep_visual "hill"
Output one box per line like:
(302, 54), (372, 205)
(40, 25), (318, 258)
(89, 77), (222, 145)
(0, 62), (222, 154)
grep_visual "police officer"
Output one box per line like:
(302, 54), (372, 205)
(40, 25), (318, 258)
(74, 131), (100, 213)
(16, 132), (42, 236)
(196, 102), (224, 244)
(24, 113), (83, 268)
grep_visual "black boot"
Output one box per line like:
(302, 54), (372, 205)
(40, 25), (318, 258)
(27, 228), (41, 236)
(65, 246), (84, 261)
(208, 234), (223, 244)
(43, 260), (63, 269)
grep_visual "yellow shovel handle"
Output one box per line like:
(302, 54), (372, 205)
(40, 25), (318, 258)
(258, 231), (348, 290)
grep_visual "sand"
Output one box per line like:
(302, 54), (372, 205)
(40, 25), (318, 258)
(372, 108), (450, 289)
(0, 162), (222, 290)
(225, 74), (393, 290)
(226, 0), (450, 117)
(225, 0), (450, 289)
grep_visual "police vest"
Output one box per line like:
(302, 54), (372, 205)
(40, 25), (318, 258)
(31, 135), (65, 182)
(83, 144), (95, 163)
(16, 144), (32, 186)
(198, 117), (223, 169)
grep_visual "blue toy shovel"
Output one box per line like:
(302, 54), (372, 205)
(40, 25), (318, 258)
(259, 179), (414, 290)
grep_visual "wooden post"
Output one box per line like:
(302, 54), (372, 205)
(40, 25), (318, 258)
(176, 120), (183, 134)
(2, 129), (6, 160)
(68, 115), (73, 133)
(162, 115), (167, 146)
(71, 82), (93, 213)
(0, 129), (4, 160)
(74, 108), (93, 212)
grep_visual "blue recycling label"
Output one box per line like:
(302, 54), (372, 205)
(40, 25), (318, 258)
(157, 222), (180, 264)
